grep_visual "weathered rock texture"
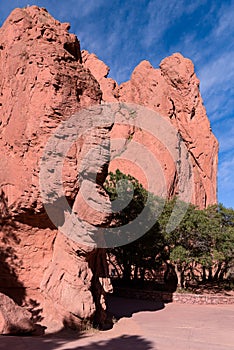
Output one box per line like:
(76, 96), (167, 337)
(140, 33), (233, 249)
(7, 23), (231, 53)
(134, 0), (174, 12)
(0, 292), (34, 334)
(0, 5), (218, 334)
(82, 52), (218, 208)
(0, 6), (112, 333)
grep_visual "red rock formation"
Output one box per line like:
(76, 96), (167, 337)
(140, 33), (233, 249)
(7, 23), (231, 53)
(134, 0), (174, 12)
(0, 5), (218, 334)
(0, 292), (34, 334)
(0, 6), (112, 333)
(82, 50), (118, 102)
(82, 52), (218, 208)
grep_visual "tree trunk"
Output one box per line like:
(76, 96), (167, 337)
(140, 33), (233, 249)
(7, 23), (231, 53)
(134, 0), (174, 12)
(122, 252), (131, 282)
(175, 264), (183, 288)
(208, 267), (213, 281)
(123, 264), (131, 282)
(213, 262), (222, 281)
(134, 265), (138, 281)
(202, 266), (207, 282)
(140, 267), (145, 282)
(219, 264), (229, 281)
(181, 270), (185, 289)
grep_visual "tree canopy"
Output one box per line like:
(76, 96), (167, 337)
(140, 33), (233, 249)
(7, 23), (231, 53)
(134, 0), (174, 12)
(104, 170), (234, 291)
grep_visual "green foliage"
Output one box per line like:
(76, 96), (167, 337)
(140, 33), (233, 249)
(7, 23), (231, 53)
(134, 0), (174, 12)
(104, 170), (234, 289)
(104, 169), (148, 224)
(104, 170), (166, 283)
(170, 245), (190, 264)
(165, 203), (234, 286)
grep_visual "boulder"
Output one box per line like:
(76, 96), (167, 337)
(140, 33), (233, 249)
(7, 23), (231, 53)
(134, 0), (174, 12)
(0, 293), (34, 335)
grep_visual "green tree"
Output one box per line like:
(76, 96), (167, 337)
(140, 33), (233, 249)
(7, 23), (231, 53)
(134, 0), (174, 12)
(104, 170), (234, 291)
(159, 201), (211, 288)
(164, 202), (234, 288)
(206, 204), (234, 281)
(104, 170), (165, 285)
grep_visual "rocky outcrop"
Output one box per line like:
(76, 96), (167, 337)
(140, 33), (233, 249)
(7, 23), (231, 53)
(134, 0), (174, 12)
(82, 52), (218, 208)
(82, 50), (118, 102)
(0, 5), (218, 334)
(0, 6), (112, 333)
(0, 293), (34, 334)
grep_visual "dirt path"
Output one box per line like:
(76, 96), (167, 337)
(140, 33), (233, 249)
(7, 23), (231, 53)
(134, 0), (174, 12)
(1, 296), (234, 350)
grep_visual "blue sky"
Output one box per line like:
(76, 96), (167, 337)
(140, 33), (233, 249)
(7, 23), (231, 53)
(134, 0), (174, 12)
(0, 1), (233, 208)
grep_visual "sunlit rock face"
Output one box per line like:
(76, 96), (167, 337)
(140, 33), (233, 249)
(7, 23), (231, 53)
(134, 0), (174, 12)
(82, 51), (218, 209)
(0, 6), (112, 332)
(0, 5), (218, 334)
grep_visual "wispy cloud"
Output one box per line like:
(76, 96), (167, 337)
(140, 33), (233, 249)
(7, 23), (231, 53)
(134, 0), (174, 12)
(166, 1), (234, 127)
(199, 52), (234, 94)
(198, 52), (234, 126)
(142, 0), (207, 49)
(216, 123), (234, 154)
(213, 1), (234, 39)
(48, 0), (106, 20)
(218, 152), (234, 207)
(198, 3), (234, 102)
(219, 158), (234, 185)
(0, 0), (106, 25)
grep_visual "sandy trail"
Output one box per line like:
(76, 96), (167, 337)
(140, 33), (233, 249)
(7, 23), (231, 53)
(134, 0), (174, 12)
(1, 296), (234, 350)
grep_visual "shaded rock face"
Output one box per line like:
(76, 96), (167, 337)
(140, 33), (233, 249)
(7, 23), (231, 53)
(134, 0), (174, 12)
(0, 6), (112, 333)
(0, 292), (34, 335)
(82, 52), (218, 208)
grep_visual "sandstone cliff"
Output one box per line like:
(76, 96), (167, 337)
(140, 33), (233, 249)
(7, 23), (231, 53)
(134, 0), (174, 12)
(82, 51), (218, 208)
(0, 5), (218, 334)
(0, 6), (112, 332)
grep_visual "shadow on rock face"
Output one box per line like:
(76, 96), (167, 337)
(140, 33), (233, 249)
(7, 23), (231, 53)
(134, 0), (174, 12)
(0, 223), (26, 305)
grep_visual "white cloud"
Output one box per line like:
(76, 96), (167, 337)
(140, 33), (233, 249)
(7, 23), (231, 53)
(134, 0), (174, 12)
(213, 1), (234, 39)
(199, 52), (234, 95)
(49, 0), (106, 19)
(142, 0), (206, 49)
(219, 155), (234, 196)
(166, 1), (234, 130)
(216, 123), (234, 154)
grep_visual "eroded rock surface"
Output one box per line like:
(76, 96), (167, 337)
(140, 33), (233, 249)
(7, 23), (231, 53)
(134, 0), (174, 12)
(0, 6), (112, 333)
(82, 52), (218, 208)
(0, 292), (34, 334)
(0, 5), (218, 334)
